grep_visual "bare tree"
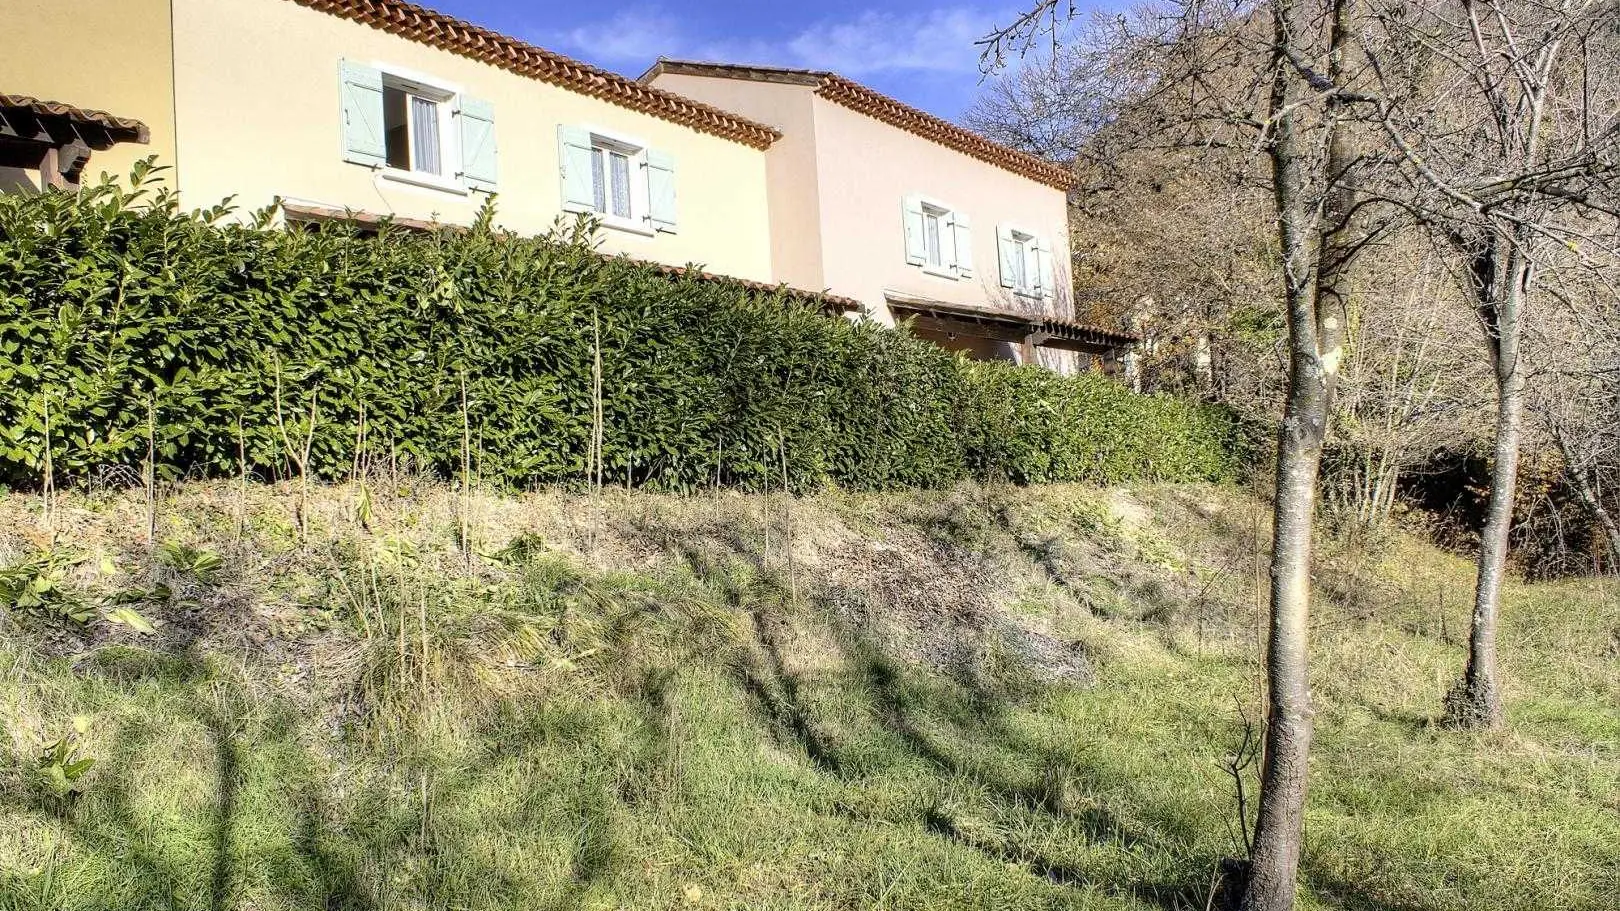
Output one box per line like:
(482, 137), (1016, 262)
(1535, 271), (1620, 566)
(982, 2), (1382, 907)
(1362, 0), (1620, 727)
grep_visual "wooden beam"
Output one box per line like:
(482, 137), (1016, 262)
(38, 146), (64, 189)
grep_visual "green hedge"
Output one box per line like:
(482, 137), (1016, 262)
(0, 168), (1240, 492)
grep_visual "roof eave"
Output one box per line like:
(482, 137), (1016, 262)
(644, 59), (1076, 191)
(289, 1), (781, 149)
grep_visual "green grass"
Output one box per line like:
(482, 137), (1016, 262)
(0, 481), (1614, 910)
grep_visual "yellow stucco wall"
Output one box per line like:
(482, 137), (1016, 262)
(0, 0), (177, 186)
(168, 0), (774, 282)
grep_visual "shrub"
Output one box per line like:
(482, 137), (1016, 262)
(0, 166), (1240, 492)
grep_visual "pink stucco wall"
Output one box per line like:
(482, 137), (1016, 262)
(805, 95), (1072, 324)
(645, 71), (1074, 325)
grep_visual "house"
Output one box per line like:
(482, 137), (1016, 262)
(641, 61), (1134, 373)
(3, 0), (779, 283)
(4, 0), (1132, 369)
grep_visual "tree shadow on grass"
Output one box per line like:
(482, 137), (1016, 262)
(0, 643), (388, 911)
(632, 515), (1213, 910)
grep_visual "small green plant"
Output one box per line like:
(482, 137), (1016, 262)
(99, 586), (164, 633)
(1, 552), (161, 632)
(156, 540), (225, 585)
(37, 716), (96, 801)
(0, 551), (95, 624)
(494, 531), (550, 565)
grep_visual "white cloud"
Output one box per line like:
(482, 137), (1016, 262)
(546, 4), (1008, 78)
(553, 8), (684, 66)
(787, 8), (1004, 76)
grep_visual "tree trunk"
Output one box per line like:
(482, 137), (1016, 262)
(1239, 1), (1347, 906)
(1447, 238), (1529, 729)
(1244, 359), (1326, 911)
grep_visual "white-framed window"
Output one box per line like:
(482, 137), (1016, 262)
(997, 224), (1055, 300)
(1007, 229), (1035, 293)
(382, 77), (454, 179)
(588, 135), (644, 225)
(559, 125), (679, 235)
(339, 60), (498, 194)
(903, 195), (974, 280)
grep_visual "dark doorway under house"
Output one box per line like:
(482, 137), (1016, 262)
(887, 293), (1136, 375)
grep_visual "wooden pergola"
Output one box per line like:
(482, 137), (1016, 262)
(886, 292), (1137, 368)
(0, 94), (149, 190)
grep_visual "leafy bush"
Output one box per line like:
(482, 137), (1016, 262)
(0, 165), (1240, 492)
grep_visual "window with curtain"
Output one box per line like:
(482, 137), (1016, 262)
(1010, 231), (1032, 291)
(381, 80), (449, 176)
(589, 143), (637, 219)
(923, 209), (944, 267)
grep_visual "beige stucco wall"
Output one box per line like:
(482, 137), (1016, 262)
(807, 96), (1072, 323)
(168, 0), (773, 281)
(649, 72), (825, 293)
(0, 0), (177, 186)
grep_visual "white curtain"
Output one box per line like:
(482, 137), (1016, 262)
(411, 96), (441, 175)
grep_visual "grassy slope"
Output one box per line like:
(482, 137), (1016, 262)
(0, 480), (1614, 911)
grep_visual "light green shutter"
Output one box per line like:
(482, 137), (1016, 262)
(951, 212), (973, 278)
(1036, 239), (1056, 300)
(996, 225), (1018, 288)
(645, 148), (678, 233)
(456, 96), (497, 192)
(558, 125), (596, 212)
(902, 196), (926, 265)
(339, 60), (386, 167)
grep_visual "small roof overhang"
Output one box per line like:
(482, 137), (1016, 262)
(0, 94), (150, 189)
(886, 292), (1136, 354)
(0, 94), (150, 148)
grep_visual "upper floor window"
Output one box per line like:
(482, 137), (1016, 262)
(902, 195), (973, 280)
(339, 59), (499, 194)
(590, 138), (638, 221)
(559, 125), (679, 235)
(997, 224), (1055, 300)
(383, 79), (451, 177)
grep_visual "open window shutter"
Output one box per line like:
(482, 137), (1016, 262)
(456, 96), (497, 192)
(901, 196), (926, 265)
(645, 148), (678, 233)
(951, 212), (974, 278)
(1036, 239), (1057, 300)
(996, 225), (1018, 288)
(558, 125), (596, 212)
(339, 60), (386, 167)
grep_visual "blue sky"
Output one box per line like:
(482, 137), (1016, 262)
(417, 1), (1048, 120)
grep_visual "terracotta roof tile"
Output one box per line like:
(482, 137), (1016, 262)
(288, 0), (781, 149)
(886, 295), (1136, 350)
(0, 94), (150, 143)
(640, 61), (1075, 191)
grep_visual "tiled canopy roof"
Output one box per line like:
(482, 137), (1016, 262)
(287, 0), (781, 149)
(886, 294), (1136, 353)
(640, 60), (1076, 191)
(0, 94), (150, 144)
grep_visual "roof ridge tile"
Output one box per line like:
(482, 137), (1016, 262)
(643, 60), (1074, 190)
